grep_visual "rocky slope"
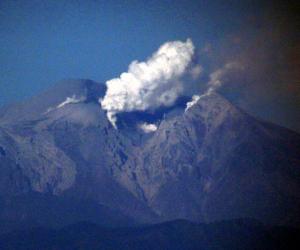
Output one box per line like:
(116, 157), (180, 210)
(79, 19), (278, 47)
(0, 79), (299, 231)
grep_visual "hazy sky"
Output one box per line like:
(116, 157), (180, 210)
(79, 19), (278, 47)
(0, 0), (299, 131)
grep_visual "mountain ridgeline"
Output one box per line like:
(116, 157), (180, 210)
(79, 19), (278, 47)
(0, 79), (300, 233)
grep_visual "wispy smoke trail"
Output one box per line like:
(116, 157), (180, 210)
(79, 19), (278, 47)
(185, 61), (244, 112)
(207, 62), (243, 94)
(57, 95), (86, 109)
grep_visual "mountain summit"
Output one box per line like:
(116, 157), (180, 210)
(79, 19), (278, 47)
(0, 79), (300, 231)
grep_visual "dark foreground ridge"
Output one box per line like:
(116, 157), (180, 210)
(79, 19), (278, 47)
(0, 219), (299, 250)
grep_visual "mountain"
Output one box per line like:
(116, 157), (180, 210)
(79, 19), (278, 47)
(120, 93), (300, 225)
(0, 79), (299, 232)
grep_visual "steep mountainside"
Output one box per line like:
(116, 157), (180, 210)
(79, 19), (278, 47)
(0, 79), (299, 231)
(117, 93), (300, 225)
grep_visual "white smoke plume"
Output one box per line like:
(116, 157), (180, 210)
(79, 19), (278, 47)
(100, 39), (196, 128)
(139, 123), (158, 133)
(185, 95), (201, 112)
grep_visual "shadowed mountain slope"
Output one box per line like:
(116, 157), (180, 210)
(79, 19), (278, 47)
(0, 79), (299, 232)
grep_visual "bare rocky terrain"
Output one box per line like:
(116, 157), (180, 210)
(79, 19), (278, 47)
(0, 79), (300, 232)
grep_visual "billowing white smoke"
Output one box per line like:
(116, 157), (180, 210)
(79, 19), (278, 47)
(100, 39), (196, 128)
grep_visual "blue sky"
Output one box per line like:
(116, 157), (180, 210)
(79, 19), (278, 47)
(0, 0), (299, 131)
(0, 0), (259, 105)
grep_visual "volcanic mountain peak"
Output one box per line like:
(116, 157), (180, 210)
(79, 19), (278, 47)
(0, 79), (299, 230)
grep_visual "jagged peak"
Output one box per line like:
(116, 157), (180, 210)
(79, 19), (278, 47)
(154, 92), (243, 137)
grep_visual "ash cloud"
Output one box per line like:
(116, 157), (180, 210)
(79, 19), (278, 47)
(207, 0), (300, 132)
(180, 0), (299, 132)
(100, 39), (199, 128)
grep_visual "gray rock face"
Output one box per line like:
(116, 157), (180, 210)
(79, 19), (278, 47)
(116, 93), (300, 226)
(0, 79), (300, 229)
